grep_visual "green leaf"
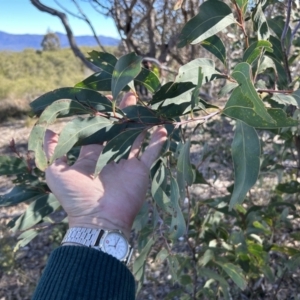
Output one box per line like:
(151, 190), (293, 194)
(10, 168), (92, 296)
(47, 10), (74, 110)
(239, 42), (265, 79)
(199, 268), (230, 300)
(191, 67), (204, 109)
(252, 2), (270, 40)
(218, 82), (239, 97)
(218, 262), (247, 290)
(178, 0), (235, 48)
(28, 99), (90, 170)
(30, 87), (114, 116)
(151, 82), (195, 105)
(151, 162), (173, 214)
(201, 35), (227, 65)
(167, 255), (180, 282)
(268, 16), (291, 46)
(111, 52), (143, 99)
(229, 121), (260, 209)
(51, 116), (113, 162)
(87, 50), (118, 74)
(169, 176), (186, 239)
(94, 128), (143, 175)
(223, 63), (297, 128)
(271, 94), (298, 107)
(176, 58), (222, 85)
(133, 237), (155, 293)
(14, 229), (39, 251)
(177, 141), (195, 186)
(0, 155), (28, 175)
(8, 193), (60, 232)
(243, 40), (273, 65)
(134, 67), (161, 93)
(75, 72), (113, 92)
(276, 181), (300, 194)
(0, 186), (41, 207)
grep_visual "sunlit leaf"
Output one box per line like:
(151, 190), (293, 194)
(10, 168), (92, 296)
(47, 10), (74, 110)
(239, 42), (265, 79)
(271, 94), (298, 107)
(229, 121), (260, 209)
(243, 40), (273, 65)
(252, 2), (270, 40)
(201, 35), (227, 65)
(223, 63), (297, 128)
(30, 87), (114, 116)
(0, 156), (28, 175)
(94, 128), (143, 175)
(169, 176), (186, 239)
(0, 186), (41, 207)
(178, 0), (235, 47)
(218, 262), (247, 290)
(51, 116), (113, 162)
(8, 193), (60, 232)
(14, 229), (39, 252)
(87, 50), (118, 74)
(134, 67), (161, 93)
(177, 140), (195, 186)
(111, 52), (143, 99)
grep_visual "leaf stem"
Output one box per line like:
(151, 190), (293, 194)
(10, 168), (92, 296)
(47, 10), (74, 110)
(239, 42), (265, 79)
(175, 111), (220, 127)
(232, 0), (249, 48)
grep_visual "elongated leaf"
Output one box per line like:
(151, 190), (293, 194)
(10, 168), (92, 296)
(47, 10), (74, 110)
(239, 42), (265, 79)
(51, 116), (113, 162)
(268, 16), (291, 46)
(177, 141), (195, 186)
(0, 186), (41, 207)
(201, 35), (227, 65)
(133, 236), (155, 293)
(111, 52), (143, 99)
(28, 99), (89, 170)
(122, 105), (164, 126)
(94, 128), (143, 175)
(176, 58), (222, 84)
(229, 121), (260, 209)
(218, 82), (239, 97)
(199, 268), (230, 300)
(134, 67), (161, 93)
(75, 71), (113, 91)
(151, 162), (173, 213)
(271, 94), (298, 107)
(30, 87), (114, 115)
(276, 181), (300, 194)
(243, 40), (273, 64)
(8, 193), (60, 232)
(178, 0), (235, 47)
(169, 176), (186, 239)
(223, 63), (297, 128)
(167, 255), (180, 282)
(252, 2), (269, 40)
(218, 262), (247, 290)
(151, 82), (195, 105)
(191, 67), (204, 109)
(0, 156), (28, 175)
(87, 51), (117, 74)
(14, 229), (39, 251)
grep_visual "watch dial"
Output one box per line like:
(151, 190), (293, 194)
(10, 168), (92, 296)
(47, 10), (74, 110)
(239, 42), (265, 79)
(102, 232), (128, 260)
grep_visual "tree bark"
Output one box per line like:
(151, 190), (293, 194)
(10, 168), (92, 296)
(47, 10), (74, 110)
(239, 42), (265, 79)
(30, 0), (100, 72)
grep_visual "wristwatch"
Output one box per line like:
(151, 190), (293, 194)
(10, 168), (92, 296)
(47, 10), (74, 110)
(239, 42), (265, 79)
(61, 227), (133, 265)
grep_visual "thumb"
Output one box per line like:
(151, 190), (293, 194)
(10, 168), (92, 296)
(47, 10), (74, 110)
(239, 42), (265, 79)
(44, 130), (67, 164)
(140, 126), (167, 169)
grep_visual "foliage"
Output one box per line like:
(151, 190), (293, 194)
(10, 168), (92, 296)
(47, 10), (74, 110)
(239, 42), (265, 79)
(2, 0), (300, 298)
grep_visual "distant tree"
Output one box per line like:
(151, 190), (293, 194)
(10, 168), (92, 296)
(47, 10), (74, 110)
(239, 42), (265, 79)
(41, 31), (61, 51)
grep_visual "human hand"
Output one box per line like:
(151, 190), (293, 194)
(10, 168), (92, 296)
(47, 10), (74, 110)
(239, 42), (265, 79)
(43, 93), (167, 239)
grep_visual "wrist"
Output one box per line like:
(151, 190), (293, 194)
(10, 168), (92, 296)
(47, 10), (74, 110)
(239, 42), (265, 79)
(68, 215), (131, 240)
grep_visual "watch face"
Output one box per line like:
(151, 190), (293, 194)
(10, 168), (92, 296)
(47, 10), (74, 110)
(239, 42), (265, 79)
(102, 232), (129, 260)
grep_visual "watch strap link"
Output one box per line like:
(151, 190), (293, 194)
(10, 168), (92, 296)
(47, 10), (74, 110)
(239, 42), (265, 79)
(62, 228), (103, 247)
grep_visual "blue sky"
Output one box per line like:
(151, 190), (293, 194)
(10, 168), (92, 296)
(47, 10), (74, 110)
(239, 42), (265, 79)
(0, 0), (119, 38)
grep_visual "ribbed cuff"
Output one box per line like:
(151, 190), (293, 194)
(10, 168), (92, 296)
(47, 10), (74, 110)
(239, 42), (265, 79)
(32, 246), (135, 300)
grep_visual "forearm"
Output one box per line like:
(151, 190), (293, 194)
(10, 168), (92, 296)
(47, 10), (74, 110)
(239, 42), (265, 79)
(32, 246), (135, 300)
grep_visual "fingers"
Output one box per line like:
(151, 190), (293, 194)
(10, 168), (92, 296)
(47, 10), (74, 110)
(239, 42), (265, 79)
(128, 131), (146, 159)
(140, 126), (167, 169)
(44, 129), (67, 167)
(77, 144), (104, 162)
(119, 92), (137, 109)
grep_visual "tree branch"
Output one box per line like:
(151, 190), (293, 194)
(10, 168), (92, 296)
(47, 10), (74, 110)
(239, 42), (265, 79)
(30, 0), (100, 72)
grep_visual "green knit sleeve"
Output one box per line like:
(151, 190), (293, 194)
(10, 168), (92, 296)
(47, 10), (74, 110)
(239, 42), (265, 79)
(32, 246), (135, 300)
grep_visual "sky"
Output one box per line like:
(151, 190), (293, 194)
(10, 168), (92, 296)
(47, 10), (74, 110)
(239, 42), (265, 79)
(0, 0), (120, 38)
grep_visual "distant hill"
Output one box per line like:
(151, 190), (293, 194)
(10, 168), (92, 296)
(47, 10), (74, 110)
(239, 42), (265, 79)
(0, 31), (120, 51)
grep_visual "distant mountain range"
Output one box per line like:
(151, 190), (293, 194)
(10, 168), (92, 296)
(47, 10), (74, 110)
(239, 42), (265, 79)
(0, 31), (120, 51)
